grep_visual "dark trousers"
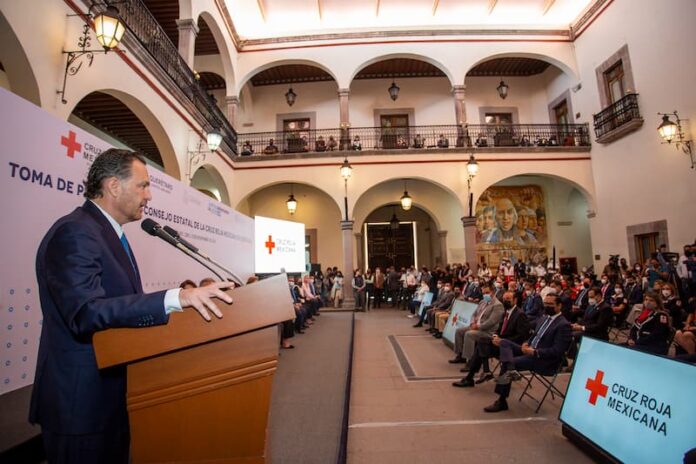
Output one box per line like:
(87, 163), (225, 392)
(294, 307), (306, 332)
(494, 339), (533, 399)
(42, 427), (129, 464)
(281, 320), (294, 340)
(374, 288), (383, 307)
(464, 338), (498, 380)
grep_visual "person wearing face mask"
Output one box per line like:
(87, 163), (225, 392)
(570, 277), (592, 322)
(414, 281), (453, 328)
(661, 283), (685, 330)
(493, 280), (505, 302)
(538, 278), (553, 299)
(483, 294), (571, 413)
(453, 291), (530, 387)
(465, 278), (483, 303)
(626, 292), (671, 355)
(568, 288), (613, 358)
(522, 279), (544, 327)
(610, 283), (629, 324)
(450, 284), (504, 362)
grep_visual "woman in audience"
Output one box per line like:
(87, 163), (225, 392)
(373, 267), (385, 308)
(661, 282), (685, 330)
(610, 282), (628, 325)
(332, 271), (344, 308)
(364, 269), (374, 311)
(627, 291), (672, 355)
(675, 298), (696, 354)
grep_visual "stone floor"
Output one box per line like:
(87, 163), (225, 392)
(347, 308), (594, 464)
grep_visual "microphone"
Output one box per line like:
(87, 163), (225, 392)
(161, 224), (244, 287)
(163, 225), (207, 258)
(141, 218), (227, 282)
(141, 218), (179, 247)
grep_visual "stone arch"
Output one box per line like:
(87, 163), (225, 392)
(236, 59), (339, 95)
(196, 11), (236, 92)
(464, 51), (579, 83)
(235, 180), (342, 213)
(191, 163), (230, 206)
(349, 53), (456, 88)
(0, 9), (41, 106)
(67, 89), (181, 180)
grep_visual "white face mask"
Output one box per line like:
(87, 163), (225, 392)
(588, 298), (597, 306)
(661, 290), (671, 298)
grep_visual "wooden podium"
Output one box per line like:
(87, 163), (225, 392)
(93, 274), (295, 463)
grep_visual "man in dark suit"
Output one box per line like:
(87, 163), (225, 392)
(522, 279), (544, 327)
(483, 293), (571, 412)
(452, 290), (530, 387)
(570, 277), (592, 322)
(30, 149), (234, 463)
(568, 287), (613, 358)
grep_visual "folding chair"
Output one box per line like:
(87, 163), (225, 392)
(518, 344), (572, 413)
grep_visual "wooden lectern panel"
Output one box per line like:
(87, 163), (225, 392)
(91, 274), (295, 463)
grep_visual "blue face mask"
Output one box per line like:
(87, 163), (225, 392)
(483, 294), (492, 302)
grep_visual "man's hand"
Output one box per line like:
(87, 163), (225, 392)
(521, 342), (535, 356)
(179, 281), (234, 322)
(492, 335), (501, 346)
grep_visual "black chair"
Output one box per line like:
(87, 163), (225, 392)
(517, 342), (572, 413)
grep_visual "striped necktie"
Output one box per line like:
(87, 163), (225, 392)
(530, 316), (553, 348)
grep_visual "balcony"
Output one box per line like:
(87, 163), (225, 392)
(593, 93), (644, 144)
(235, 123), (591, 159)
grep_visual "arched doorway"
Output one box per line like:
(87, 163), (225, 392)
(68, 90), (180, 178)
(0, 10), (41, 105)
(475, 174), (593, 275)
(190, 164), (230, 205)
(237, 182), (342, 270)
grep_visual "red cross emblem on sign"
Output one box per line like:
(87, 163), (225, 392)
(60, 130), (82, 158)
(451, 314), (458, 326)
(265, 235), (276, 255)
(585, 370), (609, 405)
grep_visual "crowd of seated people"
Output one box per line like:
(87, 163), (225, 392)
(390, 242), (696, 413)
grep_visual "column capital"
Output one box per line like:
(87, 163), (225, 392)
(438, 230), (448, 238)
(338, 88), (351, 97)
(461, 216), (477, 228)
(341, 220), (354, 230)
(225, 95), (240, 105)
(176, 18), (199, 35)
(451, 84), (466, 97)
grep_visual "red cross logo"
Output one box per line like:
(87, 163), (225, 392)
(585, 370), (609, 405)
(265, 235), (276, 255)
(60, 131), (81, 158)
(451, 313), (459, 326)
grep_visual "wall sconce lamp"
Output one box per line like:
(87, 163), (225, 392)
(497, 80), (509, 100)
(388, 81), (400, 101)
(58, 3), (127, 104)
(206, 129), (223, 151)
(400, 180), (413, 211)
(285, 87), (297, 106)
(657, 111), (694, 169)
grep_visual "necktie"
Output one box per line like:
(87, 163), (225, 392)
(584, 304), (595, 318)
(530, 316), (552, 348)
(501, 310), (511, 335)
(120, 233), (136, 272)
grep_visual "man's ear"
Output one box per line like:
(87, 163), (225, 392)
(102, 176), (121, 198)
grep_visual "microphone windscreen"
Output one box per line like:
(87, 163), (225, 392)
(163, 225), (179, 238)
(141, 218), (159, 235)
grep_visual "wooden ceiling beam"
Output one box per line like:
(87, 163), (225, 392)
(542, 0), (556, 15)
(487, 0), (498, 15)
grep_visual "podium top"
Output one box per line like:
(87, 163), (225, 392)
(93, 274), (295, 369)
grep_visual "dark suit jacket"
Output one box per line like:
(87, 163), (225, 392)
(523, 293), (544, 327)
(30, 201), (169, 435)
(497, 306), (530, 345)
(579, 302), (613, 340)
(528, 314), (572, 373)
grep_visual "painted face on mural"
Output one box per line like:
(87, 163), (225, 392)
(495, 198), (517, 232)
(483, 210), (496, 230)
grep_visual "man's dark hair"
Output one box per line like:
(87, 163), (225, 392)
(84, 148), (147, 199)
(545, 293), (562, 306)
(512, 290), (524, 306)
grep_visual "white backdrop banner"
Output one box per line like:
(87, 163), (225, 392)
(0, 88), (254, 395)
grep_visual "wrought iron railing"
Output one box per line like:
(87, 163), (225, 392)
(593, 93), (641, 139)
(98, 0), (237, 156)
(236, 123), (590, 156)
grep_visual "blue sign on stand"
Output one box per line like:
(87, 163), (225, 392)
(416, 292), (434, 317)
(442, 300), (478, 345)
(560, 338), (696, 463)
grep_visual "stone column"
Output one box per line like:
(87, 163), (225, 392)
(452, 85), (469, 147)
(354, 232), (364, 271)
(338, 88), (351, 150)
(176, 19), (199, 69)
(461, 217), (477, 270)
(341, 220), (355, 309)
(438, 230), (448, 266)
(225, 96), (239, 129)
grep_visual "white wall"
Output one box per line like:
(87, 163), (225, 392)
(571, 0), (696, 263)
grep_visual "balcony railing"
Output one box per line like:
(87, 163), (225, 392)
(593, 93), (642, 141)
(94, 0), (237, 156)
(236, 124), (590, 157)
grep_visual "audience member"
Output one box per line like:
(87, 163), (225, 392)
(627, 291), (672, 355)
(263, 139), (279, 155)
(240, 141), (254, 156)
(449, 284), (504, 361)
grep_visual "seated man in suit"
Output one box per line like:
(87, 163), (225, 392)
(414, 281), (453, 328)
(522, 279), (544, 327)
(568, 287), (613, 358)
(453, 290), (530, 387)
(452, 283), (504, 358)
(570, 277), (592, 322)
(483, 293), (571, 412)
